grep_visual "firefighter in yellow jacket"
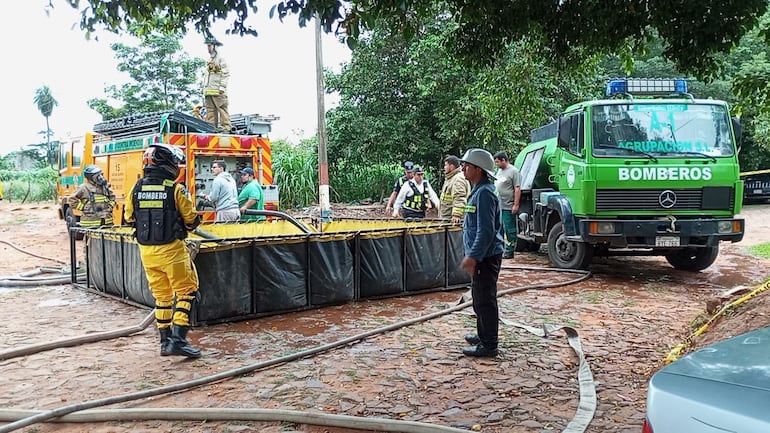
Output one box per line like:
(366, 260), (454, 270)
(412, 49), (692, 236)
(124, 143), (203, 358)
(439, 155), (470, 223)
(204, 36), (231, 133)
(67, 165), (116, 227)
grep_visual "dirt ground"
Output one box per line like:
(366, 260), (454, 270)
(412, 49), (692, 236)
(1, 200), (770, 433)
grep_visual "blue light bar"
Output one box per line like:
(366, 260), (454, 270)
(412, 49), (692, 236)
(605, 78), (688, 97)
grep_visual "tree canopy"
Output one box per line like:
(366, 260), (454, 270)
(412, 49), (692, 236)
(60, 0), (768, 79)
(87, 26), (206, 120)
(324, 19), (601, 172)
(32, 85), (59, 166)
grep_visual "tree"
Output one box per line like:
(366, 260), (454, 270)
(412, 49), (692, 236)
(324, 19), (600, 172)
(32, 85), (59, 166)
(87, 23), (206, 120)
(598, 22), (770, 171)
(732, 13), (770, 161)
(60, 1), (768, 80)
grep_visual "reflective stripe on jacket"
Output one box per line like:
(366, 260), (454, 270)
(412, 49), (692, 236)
(67, 181), (115, 226)
(439, 168), (470, 219)
(204, 51), (229, 95)
(403, 181), (429, 211)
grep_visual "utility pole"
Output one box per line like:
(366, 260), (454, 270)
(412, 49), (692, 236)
(315, 16), (331, 222)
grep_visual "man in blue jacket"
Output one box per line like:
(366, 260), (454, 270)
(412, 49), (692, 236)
(459, 148), (505, 357)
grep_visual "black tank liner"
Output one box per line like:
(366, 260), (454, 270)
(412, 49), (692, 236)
(75, 221), (470, 326)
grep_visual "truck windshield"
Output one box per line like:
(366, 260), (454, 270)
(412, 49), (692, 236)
(591, 103), (734, 158)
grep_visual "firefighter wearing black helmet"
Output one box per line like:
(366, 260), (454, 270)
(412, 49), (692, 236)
(67, 165), (116, 227)
(124, 143), (204, 358)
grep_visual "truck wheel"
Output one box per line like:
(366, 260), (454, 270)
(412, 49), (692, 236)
(65, 208), (84, 241)
(547, 222), (593, 269)
(665, 246), (719, 272)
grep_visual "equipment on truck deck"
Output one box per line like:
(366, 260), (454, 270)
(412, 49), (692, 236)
(93, 110), (215, 138)
(93, 110), (280, 139)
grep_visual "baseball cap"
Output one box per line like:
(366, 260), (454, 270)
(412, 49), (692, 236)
(239, 167), (255, 176)
(403, 161), (414, 170)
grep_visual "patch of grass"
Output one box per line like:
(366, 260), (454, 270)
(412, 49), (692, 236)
(540, 314), (581, 328)
(581, 290), (605, 304)
(344, 369), (360, 382)
(689, 312), (710, 330)
(745, 242), (770, 259)
(135, 377), (165, 390)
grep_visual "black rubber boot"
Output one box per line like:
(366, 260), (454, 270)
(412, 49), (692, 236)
(462, 342), (499, 358)
(159, 328), (172, 357)
(464, 334), (481, 345)
(168, 326), (201, 358)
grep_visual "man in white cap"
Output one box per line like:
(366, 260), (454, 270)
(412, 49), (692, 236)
(459, 148), (504, 357)
(204, 36), (231, 132)
(391, 165), (440, 220)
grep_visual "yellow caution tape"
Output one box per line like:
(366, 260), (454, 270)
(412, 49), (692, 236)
(739, 168), (770, 177)
(665, 277), (770, 364)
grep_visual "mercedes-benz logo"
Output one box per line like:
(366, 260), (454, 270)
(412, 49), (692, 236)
(658, 190), (677, 209)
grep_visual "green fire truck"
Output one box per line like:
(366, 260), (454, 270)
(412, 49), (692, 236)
(514, 78), (744, 271)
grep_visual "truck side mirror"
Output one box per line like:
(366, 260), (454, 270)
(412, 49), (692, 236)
(557, 117), (571, 149)
(732, 117), (742, 152)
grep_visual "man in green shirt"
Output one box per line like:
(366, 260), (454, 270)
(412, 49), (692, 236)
(237, 167), (265, 221)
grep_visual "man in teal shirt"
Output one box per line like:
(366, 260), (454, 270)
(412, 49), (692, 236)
(237, 167), (265, 221)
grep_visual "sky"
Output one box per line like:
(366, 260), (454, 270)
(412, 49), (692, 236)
(0, 2), (352, 156)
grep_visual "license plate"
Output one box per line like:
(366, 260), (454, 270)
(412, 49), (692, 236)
(754, 189), (763, 194)
(655, 236), (680, 247)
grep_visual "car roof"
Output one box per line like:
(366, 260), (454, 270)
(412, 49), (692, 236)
(659, 325), (770, 390)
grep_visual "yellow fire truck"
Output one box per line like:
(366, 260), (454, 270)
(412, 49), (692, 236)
(57, 110), (279, 231)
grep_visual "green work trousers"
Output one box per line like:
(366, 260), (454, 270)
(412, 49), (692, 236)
(501, 209), (517, 257)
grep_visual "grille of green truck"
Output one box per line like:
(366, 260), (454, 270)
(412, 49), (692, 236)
(595, 188), (735, 211)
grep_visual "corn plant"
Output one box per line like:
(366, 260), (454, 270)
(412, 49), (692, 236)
(272, 140), (319, 209)
(330, 161), (400, 204)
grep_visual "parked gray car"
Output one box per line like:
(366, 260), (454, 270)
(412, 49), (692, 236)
(643, 326), (770, 433)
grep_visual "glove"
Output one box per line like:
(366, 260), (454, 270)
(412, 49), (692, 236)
(185, 215), (202, 231)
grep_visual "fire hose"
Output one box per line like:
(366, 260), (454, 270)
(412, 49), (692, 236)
(0, 265), (594, 433)
(0, 240), (83, 287)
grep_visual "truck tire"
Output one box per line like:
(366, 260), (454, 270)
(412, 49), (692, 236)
(65, 208), (84, 241)
(547, 221), (593, 270)
(665, 245), (719, 272)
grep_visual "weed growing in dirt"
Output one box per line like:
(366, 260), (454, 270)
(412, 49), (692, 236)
(689, 311), (710, 330)
(581, 290), (605, 304)
(746, 242), (770, 259)
(135, 376), (165, 390)
(344, 369), (361, 382)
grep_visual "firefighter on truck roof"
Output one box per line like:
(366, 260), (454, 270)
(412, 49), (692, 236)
(204, 36), (231, 133)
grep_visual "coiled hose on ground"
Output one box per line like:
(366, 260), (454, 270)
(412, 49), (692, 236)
(0, 265), (592, 433)
(0, 240), (83, 287)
